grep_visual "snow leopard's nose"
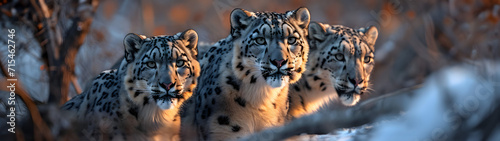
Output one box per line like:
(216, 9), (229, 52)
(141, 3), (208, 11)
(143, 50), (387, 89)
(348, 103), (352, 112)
(271, 59), (287, 68)
(160, 82), (175, 90)
(348, 77), (363, 87)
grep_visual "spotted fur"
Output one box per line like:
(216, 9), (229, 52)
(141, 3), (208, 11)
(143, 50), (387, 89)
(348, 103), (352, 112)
(180, 8), (310, 140)
(61, 29), (200, 141)
(288, 22), (378, 118)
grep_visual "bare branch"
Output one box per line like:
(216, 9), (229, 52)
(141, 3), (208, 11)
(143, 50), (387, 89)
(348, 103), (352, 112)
(71, 75), (82, 94)
(0, 59), (53, 141)
(37, 0), (50, 18)
(31, 0), (99, 105)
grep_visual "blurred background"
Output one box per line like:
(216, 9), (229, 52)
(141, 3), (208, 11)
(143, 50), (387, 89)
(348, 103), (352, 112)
(1, 0), (499, 140)
(4, 0), (498, 102)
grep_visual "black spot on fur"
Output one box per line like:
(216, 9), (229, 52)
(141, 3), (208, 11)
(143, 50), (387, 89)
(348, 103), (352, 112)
(128, 87), (133, 90)
(250, 75), (257, 83)
(143, 97), (149, 106)
(305, 81), (312, 90)
(226, 76), (240, 91)
(152, 95), (159, 100)
(234, 97), (246, 107)
(201, 106), (211, 119)
(214, 87), (222, 95)
(134, 91), (142, 97)
(207, 88), (213, 95)
(111, 90), (119, 97)
(232, 125), (241, 132)
(64, 103), (74, 110)
(217, 116), (230, 125)
(245, 70), (251, 76)
(293, 85), (301, 92)
(313, 76), (321, 81)
(299, 95), (306, 110)
(128, 106), (139, 120)
(322, 87), (327, 91)
(116, 111), (123, 118)
(102, 92), (109, 99)
(320, 82), (325, 87)
(236, 62), (244, 71)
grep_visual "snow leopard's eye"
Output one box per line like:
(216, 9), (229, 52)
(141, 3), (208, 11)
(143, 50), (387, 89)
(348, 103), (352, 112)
(335, 53), (345, 61)
(146, 61), (157, 68)
(364, 56), (372, 63)
(255, 37), (267, 45)
(176, 60), (186, 67)
(287, 37), (298, 45)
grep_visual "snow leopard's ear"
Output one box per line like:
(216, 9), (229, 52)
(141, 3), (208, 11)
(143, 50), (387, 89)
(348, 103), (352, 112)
(230, 8), (254, 37)
(124, 33), (146, 62)
(308, 22), (326, 50)
(290, 7), (310, 29)
(308, 22), (326, 41)
(179, 29), (199, 59)
(360, 26), (378, 46)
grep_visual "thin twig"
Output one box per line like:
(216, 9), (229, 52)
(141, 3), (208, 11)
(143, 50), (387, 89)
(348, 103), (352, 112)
(29, 0), (45, 22)
(37, 0), (50, 18)
(71, 75), (82, 94)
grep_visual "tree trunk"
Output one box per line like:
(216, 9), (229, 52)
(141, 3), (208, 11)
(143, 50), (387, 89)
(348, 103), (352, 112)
(45, 16), (94, 104)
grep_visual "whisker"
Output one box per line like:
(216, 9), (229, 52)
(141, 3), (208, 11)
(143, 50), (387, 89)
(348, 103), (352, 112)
(135, 90), (153, 93)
